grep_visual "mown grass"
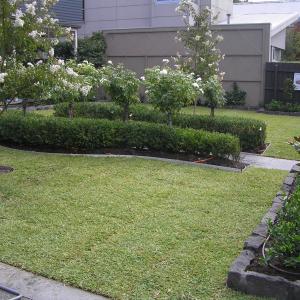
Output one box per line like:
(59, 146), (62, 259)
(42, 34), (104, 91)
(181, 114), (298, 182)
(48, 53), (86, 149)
(0, 146), (285, 299)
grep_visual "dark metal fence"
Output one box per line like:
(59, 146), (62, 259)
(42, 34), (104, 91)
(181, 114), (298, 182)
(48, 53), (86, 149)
(265, 62), (300, 104)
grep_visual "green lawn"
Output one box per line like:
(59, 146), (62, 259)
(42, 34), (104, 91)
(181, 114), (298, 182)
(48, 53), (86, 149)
(34, 105), (300, 160)
(0, 146), (286, 299)
(183, 106), (300, 161)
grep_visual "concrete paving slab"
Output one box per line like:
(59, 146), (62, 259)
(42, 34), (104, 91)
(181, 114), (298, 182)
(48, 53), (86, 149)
(240, 153), (299, 171)
(0, 263), (108, 300)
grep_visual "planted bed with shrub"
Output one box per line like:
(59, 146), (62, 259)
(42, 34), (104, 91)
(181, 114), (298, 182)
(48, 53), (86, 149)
(54, 102), (266, 151)
(0, 111), (240, 159)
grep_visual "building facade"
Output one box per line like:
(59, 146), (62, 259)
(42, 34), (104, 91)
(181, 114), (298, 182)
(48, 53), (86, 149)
(78, 0), (233, 36)
(54, 0), (299, 107)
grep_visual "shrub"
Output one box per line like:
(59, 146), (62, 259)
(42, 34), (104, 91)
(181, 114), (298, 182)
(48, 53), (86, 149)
(78, 32), (107, 68)
(100, 63), (140, 121)
(266, 186), (300, 269)
(283, 78), (295, 103)
(225, 82), (247, 106)
(0, 112), (240, 159)
(54, 102), (267, 151)
(265, 100), (300, 112)
(288, 136), (300, 154)
(204, 75), (226, 117)
(144, 64), (202, 126)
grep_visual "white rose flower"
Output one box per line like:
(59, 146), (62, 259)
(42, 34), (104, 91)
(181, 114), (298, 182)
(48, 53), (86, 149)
(0, 73), (8, 83)
(160, 69), (168, 76)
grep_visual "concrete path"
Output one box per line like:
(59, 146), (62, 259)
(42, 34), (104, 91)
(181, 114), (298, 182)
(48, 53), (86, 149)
(240, 152), (299, 171)
(0, 263), (108, 300)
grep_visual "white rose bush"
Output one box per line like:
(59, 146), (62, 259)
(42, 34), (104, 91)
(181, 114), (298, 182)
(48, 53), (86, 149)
(100, 62), (140, 121)
(144, 62), (203, 126)
(0, 0), (100, 116)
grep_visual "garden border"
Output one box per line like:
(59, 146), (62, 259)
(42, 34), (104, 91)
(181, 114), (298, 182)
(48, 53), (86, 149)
(257, 109), (300, 116)
(1, 146), (244, 173)
(227, 163), (300, 300)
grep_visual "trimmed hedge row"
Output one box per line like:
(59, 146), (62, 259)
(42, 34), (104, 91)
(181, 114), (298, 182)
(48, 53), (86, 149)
(0, 112), (240, 159)
(54, 102), (266, 151)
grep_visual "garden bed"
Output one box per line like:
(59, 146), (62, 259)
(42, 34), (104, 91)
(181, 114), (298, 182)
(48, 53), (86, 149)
(227, 164), (300, 300)
(257, 109), (300, 117)
(0, 143), (247, 171)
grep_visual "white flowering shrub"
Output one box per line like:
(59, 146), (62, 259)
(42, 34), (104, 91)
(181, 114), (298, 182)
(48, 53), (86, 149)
(175, 1), (224, 81)
(176, 1), (226, 115)
(0, 58), (94, 117)
(0, 0), (71, 64)
(100, 62), (140, 121)
(144, 63), (202, 126)
(204, 76), (225, 117)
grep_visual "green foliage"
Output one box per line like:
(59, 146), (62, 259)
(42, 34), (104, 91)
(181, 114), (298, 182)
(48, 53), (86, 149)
(54, 41), (74, 60)
(100, 63), (140, 121)
(144, 65), (202, 126)
(225, 82), (247, 106)
(0, 111), (240, 158)
(54, 32), (107, 67)
(54, 102), (266, 151)
(283, 78), (296, 103)
(265, 100), (300, 112)
(283, 29), (300, 61)
(204, 76), (226, 117)
(0, 0), (71, 66)
(77, 32), (107, 67)
(175, 2), (224, 81)
(288, 136), (300, 154)
(266, 186), (300, 269)
(0, 59), (100, 116)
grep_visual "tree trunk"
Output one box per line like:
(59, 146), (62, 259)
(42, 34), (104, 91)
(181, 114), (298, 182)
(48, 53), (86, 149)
(210, 106), (215, 117)
(22, 100), (27, 116)
(123, 104), (129, 122)
(167, 112), (173, 127)
(68, 102), (74, 118)
(193, 99), (197, 115)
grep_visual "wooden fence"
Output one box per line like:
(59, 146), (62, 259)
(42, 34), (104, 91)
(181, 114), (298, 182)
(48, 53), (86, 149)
(265, 62), (300, 104)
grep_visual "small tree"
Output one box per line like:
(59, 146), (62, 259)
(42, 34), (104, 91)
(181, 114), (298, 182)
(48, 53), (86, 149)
(204, 75), (225, 117)
(283, 29), (300, 61)
(175, 1), (225, 82)
(0, 59), (94, 117)
(283, 78), (295, 103)
(144, 64), (202, 126)
(100, 62), (140, 122)
(0, 0), (72, 111)
(175, 1), (225, 113)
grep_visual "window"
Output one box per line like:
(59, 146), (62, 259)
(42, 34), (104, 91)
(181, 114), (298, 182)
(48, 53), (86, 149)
(156, 0), (180, 4)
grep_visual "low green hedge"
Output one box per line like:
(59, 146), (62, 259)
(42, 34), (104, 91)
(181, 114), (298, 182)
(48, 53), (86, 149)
(0, 112), (240, 159)
(54, 102), (266, 151)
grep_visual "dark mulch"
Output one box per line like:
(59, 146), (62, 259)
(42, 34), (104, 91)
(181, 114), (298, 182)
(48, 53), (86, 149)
(0, 143), (247, 170)
(0, 166), (13, 174)
(247, 251), (300, 281)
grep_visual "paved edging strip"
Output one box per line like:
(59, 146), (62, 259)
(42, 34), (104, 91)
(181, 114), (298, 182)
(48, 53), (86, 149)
(0, 263), (108, 300)
(227, 163), (300, 300)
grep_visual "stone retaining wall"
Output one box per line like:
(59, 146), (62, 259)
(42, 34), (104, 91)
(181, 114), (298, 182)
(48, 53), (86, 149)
(227, 164), (300, 300)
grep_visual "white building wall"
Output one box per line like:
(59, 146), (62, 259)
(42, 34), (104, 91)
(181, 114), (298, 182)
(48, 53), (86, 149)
(79, 0), (233, 36)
